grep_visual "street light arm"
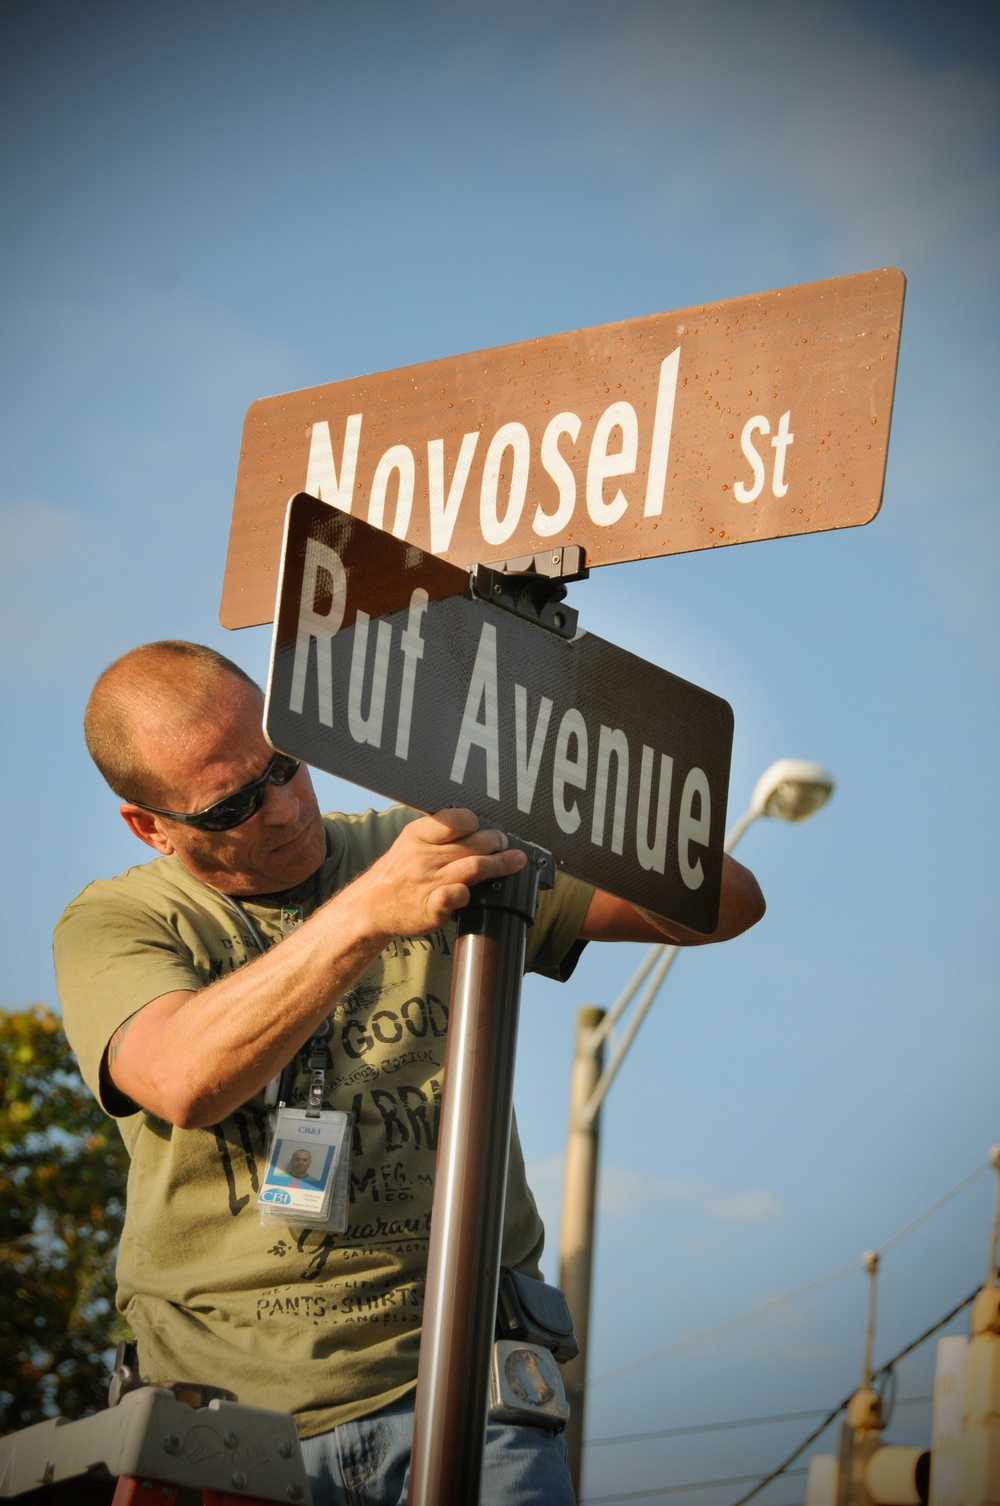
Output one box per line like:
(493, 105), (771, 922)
(724, 806), (759, 851)
(578, 943), (680, 1130)
(577, 758), (830, 1125)
(577, 850), (764, 1123)
(586, 941), (666, 1054)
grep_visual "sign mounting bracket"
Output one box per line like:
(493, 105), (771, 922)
(488, 544), (589, 581)
(470, 547), (588, 641)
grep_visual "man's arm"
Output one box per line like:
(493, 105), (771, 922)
(107, 808), (526, 1129)
(580, 853), (764, 945)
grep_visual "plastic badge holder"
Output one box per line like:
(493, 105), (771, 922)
(258, 1109), (353, 1232)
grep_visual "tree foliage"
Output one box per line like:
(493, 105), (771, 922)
(1, 1005), (130, 1434)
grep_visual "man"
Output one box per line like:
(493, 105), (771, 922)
(55, 639), (764, 1505)
(281, 1148), (317, 1185)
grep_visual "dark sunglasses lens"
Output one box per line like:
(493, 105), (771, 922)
(197, 787), (264, 831)
(192, 755), (299, 831)
(270, 755), (300, 787)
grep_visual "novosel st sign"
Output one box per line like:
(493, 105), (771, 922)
(224, 268), (904, 629)
(265, 494), (734, 933)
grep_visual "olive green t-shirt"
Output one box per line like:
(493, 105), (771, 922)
(54, 806), (591, 1435)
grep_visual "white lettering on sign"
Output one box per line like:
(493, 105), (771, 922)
(480, 423), (531, 547)
(287, 544), (712, 890)
(303, 349), (681, 552)
(734, 410), (794, 503)
(348, 612), (392, 747)
(587, 403), (638, 527)
(304, 416), (363, 512)
(591, 726), (629, 854)
(510, 688), (694, 882)
(678, 767), (711, 889)
(450, 623), (501, 799)
(514, 685), (553, 814)
(291, 558), (428, 752)
(770, 411), (794, 497)
(644, 349), (680, 517)
(636, 747), (672, 874)
(534, 413), (581, 538)
(428, 433), (479, 554)
(369, 445), (415, 539)
(553, 709), (589, 835)
(395, 589), (428, 759)
(290, 537), (348, 725)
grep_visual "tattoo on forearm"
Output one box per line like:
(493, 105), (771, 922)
(108, 1019), (132, 1068)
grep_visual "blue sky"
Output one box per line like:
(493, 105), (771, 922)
(2, 1), (997, 1498)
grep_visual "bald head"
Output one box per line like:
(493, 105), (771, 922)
(85, 641), (262, 805)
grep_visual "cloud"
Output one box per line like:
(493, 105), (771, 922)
(0, 286), (306, 677)
(526, 1153), (782, 1245)
(538, 1), (998, 276)
(600, 1164), (782, 1224)
(4, 282), (301, 471)
(0, 496), (112, 673)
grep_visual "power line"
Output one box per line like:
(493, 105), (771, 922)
(581, 1468), (809, 1503)
(725, 1283), (983, 1506)
(580, 1287), (982, 1506)
(588, 1262), (861, 1387)
(879, 1160), (992, 1255)
(585, 1396), (932, 1449)
(588, 1158), (991, 1390)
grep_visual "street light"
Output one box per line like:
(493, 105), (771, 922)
(728, 758), (836, 843)
(557, 758), (835, 1494)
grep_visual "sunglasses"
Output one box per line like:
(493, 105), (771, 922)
(129, 752), (302, 832)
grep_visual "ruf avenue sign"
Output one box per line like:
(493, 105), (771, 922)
(222, 268), (904, 629)
(265, 494), (734, 932)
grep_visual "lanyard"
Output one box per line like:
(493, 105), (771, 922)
(222, 867), (328, 1113)
(303, 1019), (331, 1115)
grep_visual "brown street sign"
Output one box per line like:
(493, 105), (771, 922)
(223, 268), (904, 630)
(265, 494), (734, 932)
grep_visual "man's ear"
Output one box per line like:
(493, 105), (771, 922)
(119, 805), (176, 856)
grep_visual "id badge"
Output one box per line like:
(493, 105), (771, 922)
(258, 1107), (352, 1230)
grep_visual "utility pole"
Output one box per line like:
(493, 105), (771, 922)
(558, 758), (836, 1495)
(558, 1005), (606, 1479)
(958, 1143), (1000, 1506)
(805, 1145), (1000, 1505)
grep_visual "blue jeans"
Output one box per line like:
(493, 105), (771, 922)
(299, 1392), (575, 1505)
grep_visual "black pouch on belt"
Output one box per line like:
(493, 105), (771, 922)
(495, 1268), (579, 1364)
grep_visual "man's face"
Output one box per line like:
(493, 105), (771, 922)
(122, 677), (328, 895)
(288, 1149), (312, 1178)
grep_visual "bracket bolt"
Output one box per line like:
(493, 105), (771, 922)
(231, 1469), (248, 1489)
(223, 1430), (240, 1448)
(162, 1434), (182, 1455)
(278, 1440), (294, 1459)
(287, 1486), (304, 1501)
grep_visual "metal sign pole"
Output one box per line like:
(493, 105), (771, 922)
(407, 840), (553, 1506)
